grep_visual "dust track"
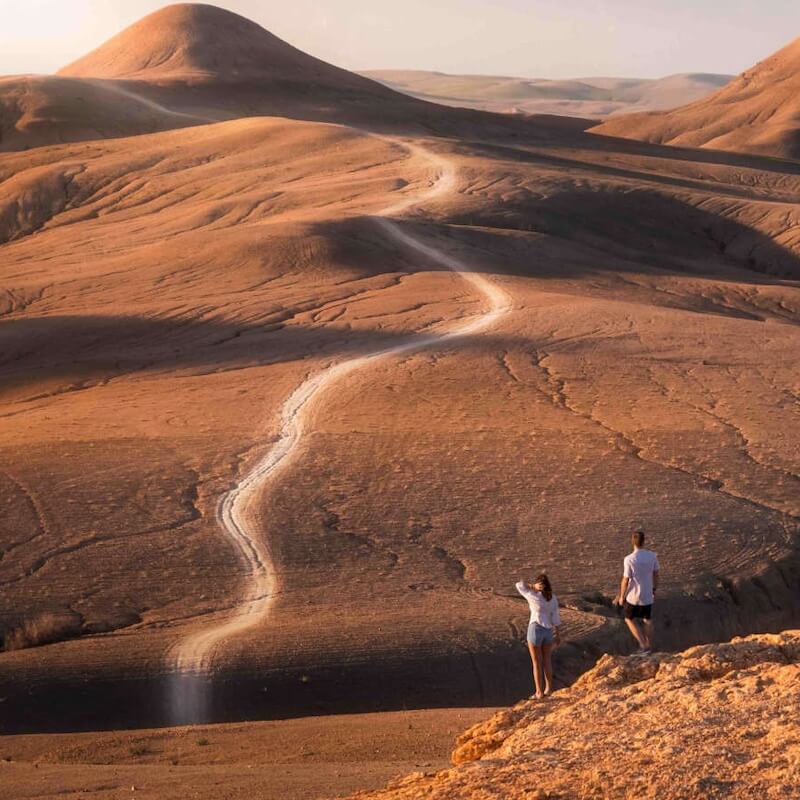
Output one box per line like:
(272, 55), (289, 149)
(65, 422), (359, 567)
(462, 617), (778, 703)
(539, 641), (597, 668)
(166, 138), (511, 724)
(90, 79), (213, 123)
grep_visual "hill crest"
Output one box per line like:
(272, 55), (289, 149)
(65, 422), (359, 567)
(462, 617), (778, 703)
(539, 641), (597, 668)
(58, 3), (363, 86)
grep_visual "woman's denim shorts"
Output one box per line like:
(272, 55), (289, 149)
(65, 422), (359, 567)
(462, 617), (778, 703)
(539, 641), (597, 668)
(527, 622), (554, 646)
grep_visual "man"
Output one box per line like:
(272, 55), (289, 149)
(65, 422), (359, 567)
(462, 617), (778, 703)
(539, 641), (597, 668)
(615, 530), (659, 653)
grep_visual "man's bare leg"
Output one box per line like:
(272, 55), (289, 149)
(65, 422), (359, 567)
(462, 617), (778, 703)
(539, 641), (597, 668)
(641, 619), (653, 650)
(624, 618), (648, 650)
(527, 642), (545, 698)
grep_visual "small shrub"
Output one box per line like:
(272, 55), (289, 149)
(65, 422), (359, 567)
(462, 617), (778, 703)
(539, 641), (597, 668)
(196, 738), (209, 746)
(3, 612), (83, 651)
(129, 745), (152, 757)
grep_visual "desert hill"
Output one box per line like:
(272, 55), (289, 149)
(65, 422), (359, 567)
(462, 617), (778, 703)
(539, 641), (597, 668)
(59, 2), (389, 92)
(363, 69), (731, 117)
(2, 3), (463, 153)
(353, 631), (800, 799)
(593, 36), (800, 159)
(1, 1), (800, 752)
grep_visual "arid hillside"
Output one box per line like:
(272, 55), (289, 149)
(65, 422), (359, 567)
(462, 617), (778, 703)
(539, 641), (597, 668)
(1, 3), (799, 738)
(593, 36), (800, 159)
(0, 74), (204, 152)
(351, 631), (800, 800)
(58, 3), (391, 88)
(364, 70), (731, 118)
(1, 3), (476, 153)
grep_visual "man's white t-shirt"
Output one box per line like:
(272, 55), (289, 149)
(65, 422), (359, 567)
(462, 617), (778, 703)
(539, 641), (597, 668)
(623, 548), (660, 606)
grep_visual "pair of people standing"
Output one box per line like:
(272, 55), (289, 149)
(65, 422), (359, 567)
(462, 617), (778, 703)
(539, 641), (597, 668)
(516, 530), (660, 698)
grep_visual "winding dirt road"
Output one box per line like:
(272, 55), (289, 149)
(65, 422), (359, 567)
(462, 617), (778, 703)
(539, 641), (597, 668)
(166, 138), (511, 725)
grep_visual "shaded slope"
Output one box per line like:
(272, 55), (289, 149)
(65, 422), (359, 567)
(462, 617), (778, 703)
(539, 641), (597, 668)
(592, 36), (800, 159)
(0, 75), (203, 152)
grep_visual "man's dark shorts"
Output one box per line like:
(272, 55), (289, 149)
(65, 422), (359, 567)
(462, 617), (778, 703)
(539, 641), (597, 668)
(624, 602), (652, 620)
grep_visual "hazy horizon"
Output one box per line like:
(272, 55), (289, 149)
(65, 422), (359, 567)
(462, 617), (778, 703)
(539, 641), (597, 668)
(1, 0), (798, 80)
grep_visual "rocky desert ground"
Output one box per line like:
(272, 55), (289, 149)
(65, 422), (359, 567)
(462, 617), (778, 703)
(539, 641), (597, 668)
(1, 3), (798, 799)
(354, 631), (800, 800)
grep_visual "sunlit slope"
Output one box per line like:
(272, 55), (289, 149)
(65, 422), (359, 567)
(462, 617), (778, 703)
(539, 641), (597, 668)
(593, 36), (800, 159)
(58, 2), (395, 92)
(229, 137), (800, 703)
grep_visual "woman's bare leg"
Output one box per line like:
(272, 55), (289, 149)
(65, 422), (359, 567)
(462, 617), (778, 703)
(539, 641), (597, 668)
(542, 641), (554, 695)
(527, 642), (544, 698)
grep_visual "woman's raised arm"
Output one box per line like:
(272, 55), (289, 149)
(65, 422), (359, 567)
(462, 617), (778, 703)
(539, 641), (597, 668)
(516, 580), (535, 600)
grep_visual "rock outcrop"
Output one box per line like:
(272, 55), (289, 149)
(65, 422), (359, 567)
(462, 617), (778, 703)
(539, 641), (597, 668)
(352, 631), (800, 799)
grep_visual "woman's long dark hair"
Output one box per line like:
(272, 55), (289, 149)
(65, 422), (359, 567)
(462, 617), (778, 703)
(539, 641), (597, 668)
(535, 573), (553, 601)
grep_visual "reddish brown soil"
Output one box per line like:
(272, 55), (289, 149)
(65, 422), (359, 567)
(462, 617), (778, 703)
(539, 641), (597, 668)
(0, 707), (494, 800)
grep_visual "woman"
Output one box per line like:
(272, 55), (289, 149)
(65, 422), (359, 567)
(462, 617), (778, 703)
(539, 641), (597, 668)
(515, 573), (561, 699)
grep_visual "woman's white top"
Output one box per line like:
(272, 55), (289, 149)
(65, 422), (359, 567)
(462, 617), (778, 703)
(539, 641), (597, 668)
(515, 582), (561, 628)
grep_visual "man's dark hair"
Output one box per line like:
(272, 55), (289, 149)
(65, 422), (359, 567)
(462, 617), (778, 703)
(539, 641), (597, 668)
(632, 530), (645, 548)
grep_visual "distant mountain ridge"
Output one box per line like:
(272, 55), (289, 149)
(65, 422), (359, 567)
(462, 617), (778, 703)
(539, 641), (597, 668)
(362, 69), (732, 118)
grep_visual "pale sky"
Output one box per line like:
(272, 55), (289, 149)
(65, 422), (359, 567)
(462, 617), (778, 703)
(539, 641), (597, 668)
(1, 0), (798, 79)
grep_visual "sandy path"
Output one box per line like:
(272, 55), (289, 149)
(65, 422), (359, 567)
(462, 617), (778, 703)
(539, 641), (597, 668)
(90, 78), (213, 123)
(166, 138), (511, 724)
